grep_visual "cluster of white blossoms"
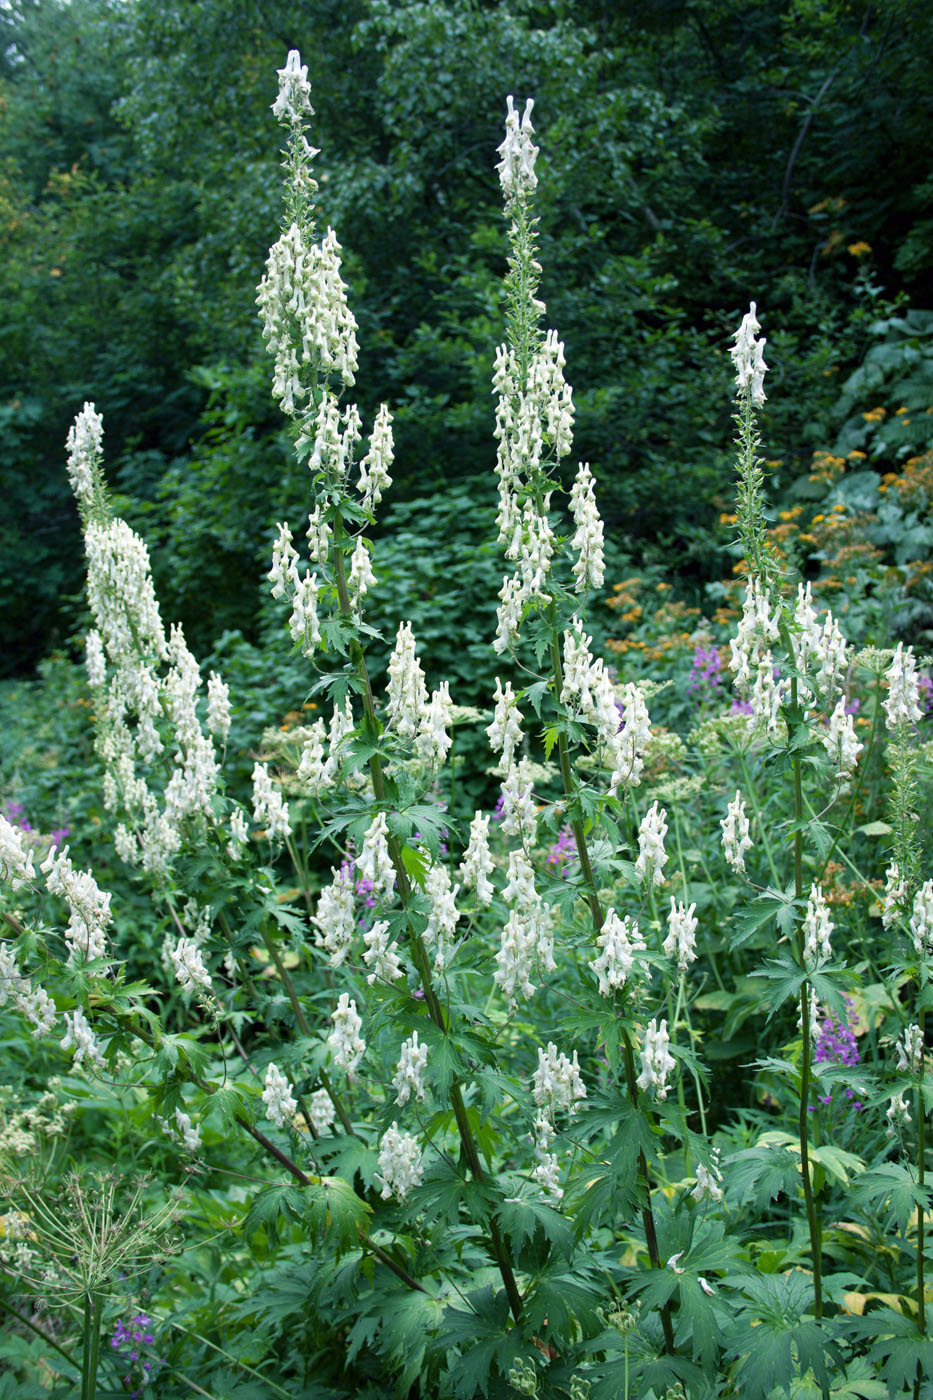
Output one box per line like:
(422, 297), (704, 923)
(309, 1088), (336, 1135)
(663, 898), (699, 976)
(65, 401), (104, 513)
(635, 802), (669, 888)
(0, 814), (35, 889)
(459, 811), (495, 906)
(377, 1123), (424, 1201)
(802, 885), (833, 966)
(328, 993), (365, 1075)
(296, 699), (356, 796)
(362, 919), (404, 985)
(487, 677), (524, 771)
(691, 1151), (724, 1204)
(729, 576), (785, 736)
(312, 863), (356, 966)
(206, 672), (232, 745)
(559, 624), (651, 794)
(0, 943), (56, 1037)
(41, 845), (112, 966)
(886, 1090), (912, 1135)
(883, 643), (923, 730)
(499, 758), (538, 844)
(163, 1106), (202, 1154)
(383, 622), (454, 767)
(168, 937), (212, 994)
(731, 301), (768, 406)
(569, 462), (605, 592)
(494, 848), (555, 1003)
(262, 1063), (297, 1129)
(496, 94), (538, 204)
(636, 1018), (676, 1100)
(251, 761), (292, 841)
(271, 49), (312, 124)
(423, 863), (462, 973)
(393, 1031), (429, 1107)
(60, 1007), (105, 1070)
(531, 1042), (586, 1201)
(357, 404), (394, 513)
(721, 791), (752, 874)
(909, 879), (933, 958)
(882, 860), (907, 929)
(358, 813), (396, 902)
(589, 909), (646, 997)
(896, 1023), (924, 1076)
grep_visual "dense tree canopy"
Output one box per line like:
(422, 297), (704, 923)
(3, 0), (932, 674)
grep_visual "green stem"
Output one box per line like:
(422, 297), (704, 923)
(917, 1006), (926, 1337)
(81, 1289), (104, 1400)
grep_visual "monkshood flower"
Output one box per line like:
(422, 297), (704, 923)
(393, 1031), (429, 1107)
(386, 621), (428, 741)
(691, 1152), (723, 1204)
(610, 682), (652, 793)
(590, 910), (646, 997)
(884, 643), (922, 730)
(823, 696), (862, 779)
(569, 461), (605, 592)
(721, 791), (752, 874)
(168, 938), (212, 994)
(262, 1063), (297, 1129)
(909, 879), (933, 958)
(882, 860), (907, 930)
(487, 676), (524, 770)
(886, 1091), (912, 1135)
(416, 681), (454, 768)
(313, 864), (356, 967)
(635, 802), (668, 887)
(663, 898), (698, 975)
(496, 95), (538, 204)
(459, 812), (495, 905)
(802, 884), (833, 967)
(272, 49), (312, 124)
(60, 1008), (105, 1071)
(251, 761), (291, 841)
(164, 1107), (201, 1154)
(206, 672), (231, 744)
(41, 845), (112, 966)
(533, 1043), (586, 1118)
(65, 401), (104, 514)
(328, 993), (365, 1075)
(423, 863), (461, 973)
(636, 1018), (676, 1100)
(357, 403), (394, 512)
(358, 812), (396, 903)
(0, 813), (35, 889)
(896, 1024), (924, 1076)
(731, 301), (768, 406)
(309, 1088), (335, 1134)
(362, 919), (404, 985)
(0, 944), (56, 1036)
(377, 1124), (423, 1201)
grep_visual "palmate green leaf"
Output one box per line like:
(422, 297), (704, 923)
(728, 1272), (836, 1400)
(521, 1265), (603, 1336)
(851, 1306), (933, 1398)
(849, 1162), (928, 1233)
(378, 1288), (447, 1395)
(732, 884), (798, 949)
(303, 1174), (372, 1253)
(753, 956), (807, 1019)
(726, 1140), (801, 1211)
(242, 1182), (306, 1237)
(440, 1285), (519, 1400)
(497, 1195), (574, 1257)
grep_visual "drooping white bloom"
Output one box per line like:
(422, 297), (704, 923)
(416, 682), (454, 768)
(730, 302), (768, 406)
(309, 1088), (335, 1134)
(635, 802), (669, 888)
(386, 621), (428, 741)
(823, 696), (861, 778)
(328, 993), (365, 1074)
(272, 49), (312, 123)
(19, 984), (57, 1037)
(348, 539), (375, 612)
(262, 1063), (297, 1128)
(169, 937), (212, 994)
(459, 812), (495, 906)
(60, 1007), (104, 1070)
(41, 845), (112, 965)
(663, 898), (699, 975)
(165, 1107), (202, 1154)
(590, 910), (646, 997)
(886, 1091), (912, 1135)
(312, 864), (356, 966)
(610, 682), (651, 793)
(532, 1043), (586, 1117)
(909, 879), (933, 958)
(636, 1018), (676, 1100)
(882, 861), (907, 930)
(493, 572), (525, 654)
(884, 643), (922, 730)
(306, 506), (331, 563)
(691, 1152), (724, 1204)
(501, 847), (537, 907)
(362, 919), (404, 985)
(358, 404), (394, 512)
(268, 521), (300, 599)
(206, 672), (231, 743)
(487, 677), (523, 769)
(802, 885), (833, 966)
(569, 462), (605, 592)
(66, 402), (104, 511)
(896, 1024), (924, 1076)
(228, 806), (249, 860)
(423, 863), (461, 973)
(499, 758), (537, 844)
(533, 1150), (564, 1202)
(85, 629), (106, 689)
(0, 815), (35, 890)
(377, 1123), (424, 1201)
(289, 571), (322, 654)
(721, 791), (752, 874)
(251, 761), (291, 840)
(496, 95), (538, 203)
(494, 901), (555, 1003)
(358, 812), (396, 902)
(729, 575), (780, 698)
(393, 1031), (429, 1107)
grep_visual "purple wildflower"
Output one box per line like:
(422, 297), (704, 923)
(547, 827), (578, 875)
(813, 1000), (862, 1111)
(730, 697), (754, 716)
(687, 644), (723, 699)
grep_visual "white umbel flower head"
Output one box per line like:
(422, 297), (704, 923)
(496, 95), (538, 203)
(262, 1063), (297, 1128)
(590, 909), (646, 997)
(328, 993), (365, 1075)
(730, 302), (768, 406)
(377, 1123), (424, 1201)
(636, 1018), (676, 1100)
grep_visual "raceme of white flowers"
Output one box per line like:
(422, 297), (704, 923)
(664, 898), (699, 976)
(910, 880), (933, 958)
(377, 1123), (424, 1201)
(884, 643), (922, 730)
(328, 993), (366, 1075)
(590, 910), (646, 997)
(802, 885), (833, 967)
(636, 1018), (676, 1100)
(731, 301), (768, 407)
(721, 791), (752, 874)
(262, 1063), (297, 1129)
(635, 802), (669, 888)
(393, 1031), (428, 1107)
